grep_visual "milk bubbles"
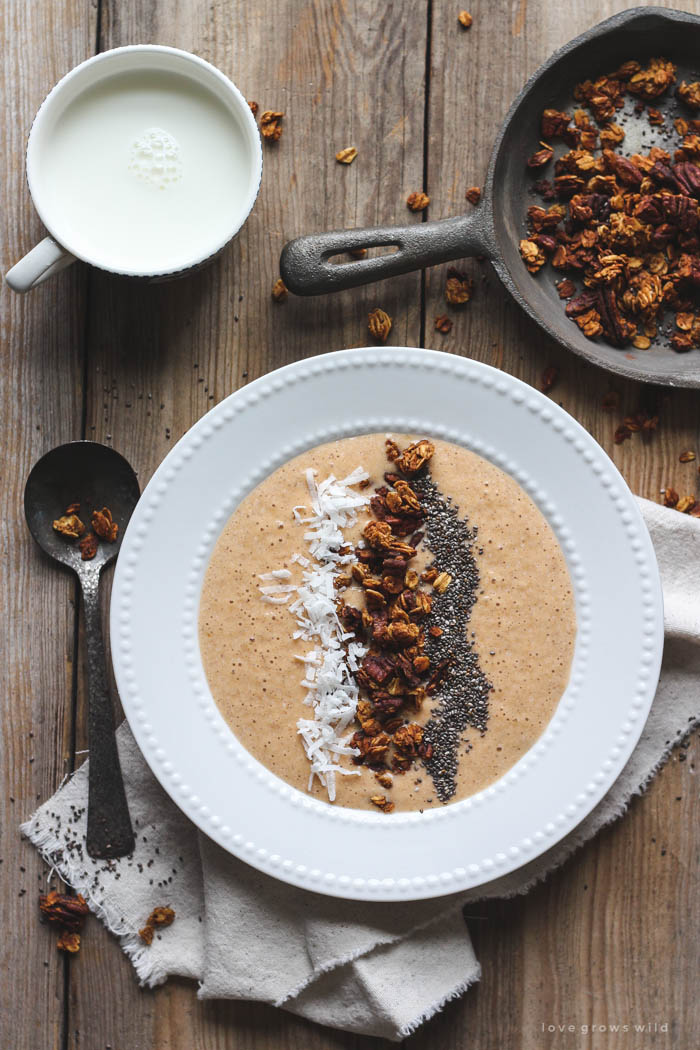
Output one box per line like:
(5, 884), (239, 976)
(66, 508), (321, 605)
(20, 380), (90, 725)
(128, 127), (182, 189)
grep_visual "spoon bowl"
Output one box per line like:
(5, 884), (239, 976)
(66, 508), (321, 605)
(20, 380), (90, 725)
(24, 441), (140, 859)
(24, 441), (140, 572)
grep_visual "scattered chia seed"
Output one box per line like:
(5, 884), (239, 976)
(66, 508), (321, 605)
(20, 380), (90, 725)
(412, 471), (493, 802)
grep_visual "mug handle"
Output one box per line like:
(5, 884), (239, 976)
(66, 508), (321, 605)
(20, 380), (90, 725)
(5, 236), (76, 292)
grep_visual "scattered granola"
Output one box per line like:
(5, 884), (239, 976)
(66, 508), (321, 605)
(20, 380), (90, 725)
(39, 891), (89, 953)
(260, 110), (284, 141)
(139, 905), (175, 945)
(248, 100), (258, 116)
(368, 307), (392, 343)
(445, 268), (473, 305)
(53, 501), (118, 557)
(680, 449), (697, 462)
(458, 11), (472, 29)
(406, 191), (430, 211)
(465, 186), (481, 205)
(336, 146), (358, 164)
(370, 794), (395, 813)
(521, 55), (700, 353)
(434, 314), (453, 334)
(271, 278), (288, 302)
(57, 930), (81, 953)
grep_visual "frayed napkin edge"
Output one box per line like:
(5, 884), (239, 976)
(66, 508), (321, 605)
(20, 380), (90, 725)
(20, 809), (167, 989)
(397, 963), (482, 1039)
(273, 900), (468, 1008)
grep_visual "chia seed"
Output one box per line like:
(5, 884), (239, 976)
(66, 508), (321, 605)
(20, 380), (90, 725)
(412, 472), (493, 802)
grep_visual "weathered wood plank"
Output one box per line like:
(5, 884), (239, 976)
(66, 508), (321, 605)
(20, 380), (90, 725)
(0, 3), (95, 1049)
(68, 2), (426, 1048)
(419, 1), (700, 1047)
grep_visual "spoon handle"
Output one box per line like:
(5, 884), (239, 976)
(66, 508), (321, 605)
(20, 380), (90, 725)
(80, 570), (135, 858)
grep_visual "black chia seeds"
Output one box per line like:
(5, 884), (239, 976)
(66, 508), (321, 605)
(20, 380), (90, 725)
(412, 471), (493, 802)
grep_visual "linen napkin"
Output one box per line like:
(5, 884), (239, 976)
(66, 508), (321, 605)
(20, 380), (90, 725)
(21, 497), (700, 1040)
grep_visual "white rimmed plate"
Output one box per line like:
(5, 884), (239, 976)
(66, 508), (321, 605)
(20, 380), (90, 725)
(110, 347), (663, 901)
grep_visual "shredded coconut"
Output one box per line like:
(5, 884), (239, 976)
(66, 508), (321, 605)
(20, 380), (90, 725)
(258, 466), (370, 800)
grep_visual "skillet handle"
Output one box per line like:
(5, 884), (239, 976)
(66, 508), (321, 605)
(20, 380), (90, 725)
(280, 212), (492, 296)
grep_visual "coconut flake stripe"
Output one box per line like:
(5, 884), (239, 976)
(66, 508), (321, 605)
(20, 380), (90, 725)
(258, 467), (370, 801)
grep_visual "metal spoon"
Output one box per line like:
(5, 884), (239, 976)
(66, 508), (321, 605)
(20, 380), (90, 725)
(24, 441), (140, 858)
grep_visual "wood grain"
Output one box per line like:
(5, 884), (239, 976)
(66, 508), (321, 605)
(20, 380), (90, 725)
(67, 2), (425, 1048)
(0, 3), (95, 1050)
(420, 2), (700, 1048)
(2, 1), (699, 1048)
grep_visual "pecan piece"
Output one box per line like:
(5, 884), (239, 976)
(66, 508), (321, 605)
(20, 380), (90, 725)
(39, 891), (89, 930)
(465, 186), (481, 204)
(434, 314), (453, 334)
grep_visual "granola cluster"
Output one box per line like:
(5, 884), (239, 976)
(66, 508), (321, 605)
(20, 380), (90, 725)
(52, 502), (119, 560)
(336, 439), (457, 811)
(520, 58), (700, 352)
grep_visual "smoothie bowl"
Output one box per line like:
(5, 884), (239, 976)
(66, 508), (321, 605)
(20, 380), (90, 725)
(110, 347), (663, 900)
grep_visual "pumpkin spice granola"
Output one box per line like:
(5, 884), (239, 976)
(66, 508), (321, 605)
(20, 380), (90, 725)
(521, 56), (700, 353)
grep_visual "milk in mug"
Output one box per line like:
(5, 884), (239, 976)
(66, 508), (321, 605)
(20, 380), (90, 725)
(33, 69), (255, 275)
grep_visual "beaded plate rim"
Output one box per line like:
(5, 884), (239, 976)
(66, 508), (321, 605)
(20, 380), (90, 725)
(110, 347), (663, 901)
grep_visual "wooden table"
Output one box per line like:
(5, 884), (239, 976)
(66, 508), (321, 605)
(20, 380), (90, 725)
(2, 1), (699, 1047)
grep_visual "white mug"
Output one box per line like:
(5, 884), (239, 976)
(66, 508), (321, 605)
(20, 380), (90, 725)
(5, 45), (263, 292)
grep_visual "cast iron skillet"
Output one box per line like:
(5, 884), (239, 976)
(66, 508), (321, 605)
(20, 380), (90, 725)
(280, 7), (700, 388)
